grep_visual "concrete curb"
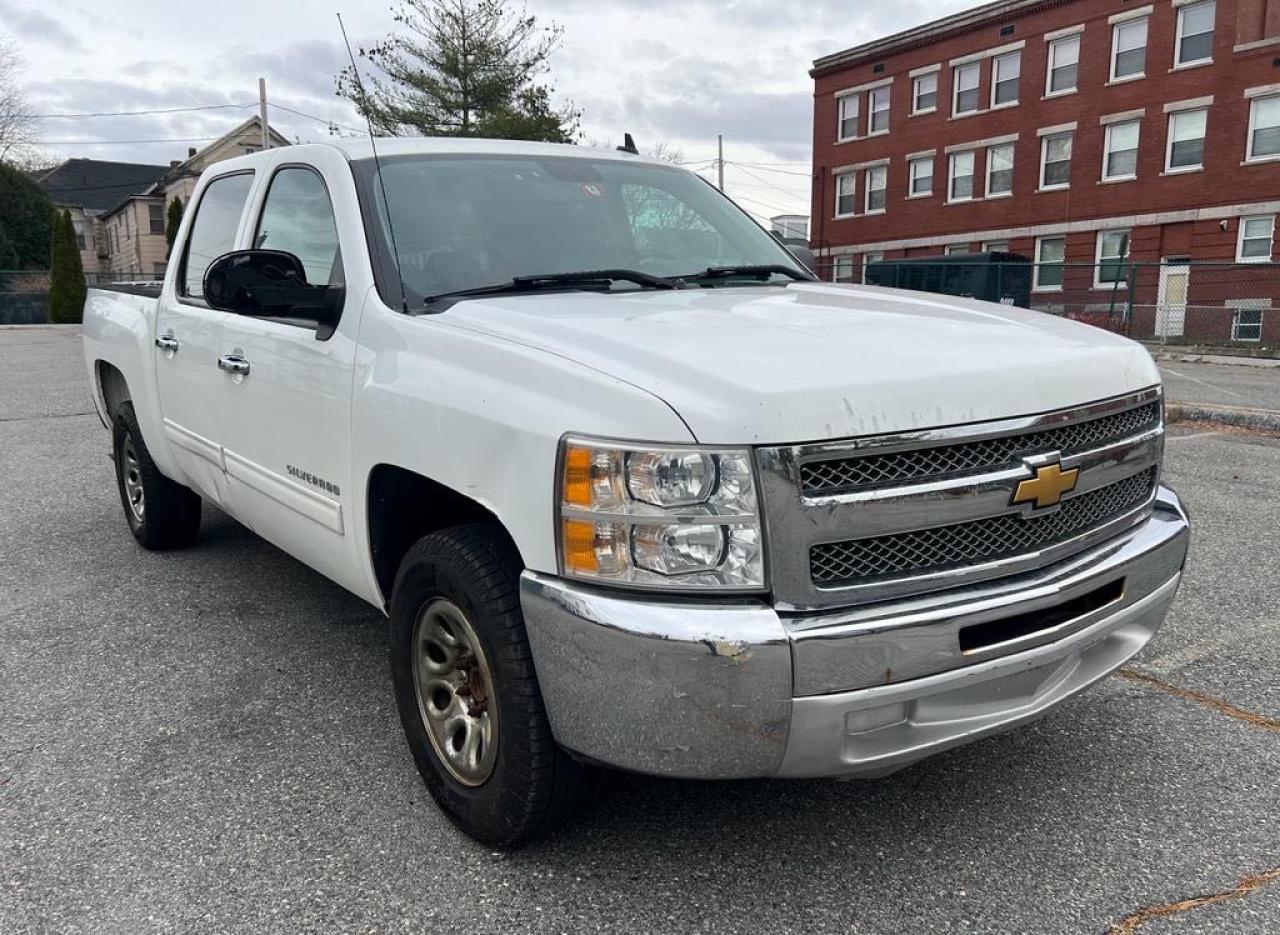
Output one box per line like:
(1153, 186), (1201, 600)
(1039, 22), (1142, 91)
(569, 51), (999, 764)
(1166, 402), (1280, 433)
(1152, 351), (1280, 369)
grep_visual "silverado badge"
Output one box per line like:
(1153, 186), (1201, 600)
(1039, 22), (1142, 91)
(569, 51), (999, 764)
(1012, 458), (1079, 510)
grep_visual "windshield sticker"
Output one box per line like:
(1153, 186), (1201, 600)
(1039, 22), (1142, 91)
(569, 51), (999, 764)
(580, 182), (605, 199)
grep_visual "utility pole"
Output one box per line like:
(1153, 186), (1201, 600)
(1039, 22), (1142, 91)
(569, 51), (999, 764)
(259, 78), (270, 150)
(716, 134), (724, 191)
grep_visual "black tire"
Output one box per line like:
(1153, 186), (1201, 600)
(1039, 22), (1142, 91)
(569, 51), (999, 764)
(390, 523), (592, 848)
(112, 401), (202, 550)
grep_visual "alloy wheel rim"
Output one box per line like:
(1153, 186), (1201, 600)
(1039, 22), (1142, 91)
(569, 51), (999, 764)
(411, 598), (499, 787)
(122, 434), (145, 522)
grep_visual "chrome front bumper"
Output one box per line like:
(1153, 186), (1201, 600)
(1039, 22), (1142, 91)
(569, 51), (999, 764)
(520, 486), (1190, 780)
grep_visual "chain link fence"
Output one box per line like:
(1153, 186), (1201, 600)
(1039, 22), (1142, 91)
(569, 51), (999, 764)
(1, 270), (165, 324)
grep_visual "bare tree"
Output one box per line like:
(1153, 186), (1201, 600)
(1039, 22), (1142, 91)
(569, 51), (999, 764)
(0, 36), (34, 163)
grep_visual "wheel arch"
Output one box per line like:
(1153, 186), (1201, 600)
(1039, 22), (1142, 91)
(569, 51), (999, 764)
(95, 359), (133, 422)
(366, 463), (521, 607)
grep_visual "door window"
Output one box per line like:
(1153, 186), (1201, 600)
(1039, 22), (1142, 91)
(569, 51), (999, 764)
(254, 167), (342, 287)
(181, 172), (255, 299)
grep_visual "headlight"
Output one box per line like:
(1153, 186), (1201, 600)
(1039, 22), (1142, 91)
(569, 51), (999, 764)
(557, 437), (765, 591)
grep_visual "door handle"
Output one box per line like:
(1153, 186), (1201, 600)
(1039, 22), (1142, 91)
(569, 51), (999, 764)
(217, 354), (251, 376)
(154, 336), (179, 352)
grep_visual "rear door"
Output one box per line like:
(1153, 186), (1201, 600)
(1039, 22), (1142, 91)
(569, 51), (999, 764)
(215, 152), (362, 589)
(153, 170), (256, 503)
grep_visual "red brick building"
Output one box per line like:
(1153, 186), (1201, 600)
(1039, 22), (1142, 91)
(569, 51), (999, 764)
(809, 0), (1280, 342)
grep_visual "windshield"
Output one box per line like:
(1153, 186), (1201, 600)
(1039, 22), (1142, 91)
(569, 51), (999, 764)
(353, 153), (807, 308)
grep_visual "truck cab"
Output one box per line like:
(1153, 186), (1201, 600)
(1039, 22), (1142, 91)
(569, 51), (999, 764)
(83, 139), (1189, 847)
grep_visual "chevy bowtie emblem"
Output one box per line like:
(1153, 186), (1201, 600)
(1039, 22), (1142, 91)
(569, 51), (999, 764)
(1012, 459), (1079, 509)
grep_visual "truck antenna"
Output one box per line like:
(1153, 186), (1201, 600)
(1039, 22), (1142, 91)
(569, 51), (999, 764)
(337, 12), (410, 314)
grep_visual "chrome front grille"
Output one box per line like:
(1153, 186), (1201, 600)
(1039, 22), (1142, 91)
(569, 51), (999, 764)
(810, 467), (1158, 585)
(755, 388), (1165, 611)
(800, 402), (1160, 494)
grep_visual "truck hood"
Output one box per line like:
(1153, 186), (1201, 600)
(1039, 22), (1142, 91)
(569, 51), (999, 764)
(443, 282), (1161, 445)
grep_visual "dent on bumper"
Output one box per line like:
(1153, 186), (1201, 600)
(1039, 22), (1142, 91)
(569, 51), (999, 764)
(520, 486), (1190, 780)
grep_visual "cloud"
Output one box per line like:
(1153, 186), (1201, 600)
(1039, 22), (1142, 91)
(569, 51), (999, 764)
(0, 2), (83, 52)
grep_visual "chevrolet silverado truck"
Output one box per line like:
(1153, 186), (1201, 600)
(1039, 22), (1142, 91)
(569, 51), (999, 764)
(83, 139), (1190, 847)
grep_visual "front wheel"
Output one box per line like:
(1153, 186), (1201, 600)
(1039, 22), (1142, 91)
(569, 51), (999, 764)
(112, 402), (202, 550)
(389, 524), (592, 847)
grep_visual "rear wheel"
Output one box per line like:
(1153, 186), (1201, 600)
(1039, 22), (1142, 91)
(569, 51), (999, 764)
(389, 523), (592, 847)
(112, 402), (202, 550)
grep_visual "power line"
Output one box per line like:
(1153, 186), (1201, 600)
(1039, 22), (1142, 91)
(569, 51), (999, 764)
(38, 136), (225, 145)
(727, 161), (813, 178)
(725, 190), (797, 216)
(727, 163), (812, 202)
(23, 103), (255, 119)
(267, 102), (368, 136)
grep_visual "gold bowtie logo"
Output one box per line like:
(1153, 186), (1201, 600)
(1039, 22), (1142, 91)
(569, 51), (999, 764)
(1012, 461), (1079, 509)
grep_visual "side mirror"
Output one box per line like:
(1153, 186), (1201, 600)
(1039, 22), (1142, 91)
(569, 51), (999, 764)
(786, 244), (817, 275)
(203, 250), (340, 333)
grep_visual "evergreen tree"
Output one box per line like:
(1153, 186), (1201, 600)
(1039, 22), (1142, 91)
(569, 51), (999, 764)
(336, 0), (580, 143)
(0, 161), (53, 267)
(165, 196), (184, 257)
(47, 210), (86, 324)
(0, 223), (18, 290)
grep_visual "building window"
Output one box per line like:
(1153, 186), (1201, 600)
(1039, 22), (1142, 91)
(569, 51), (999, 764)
(953, 62), (980, 115)
(992, 51), (1020, 107)
(835, 172), (856, 217)
(72, 224), (86, 250)
(838, 95), (859, 141)
(913, 73), (937, 113)
(1175, 0), (1215, 67)
(1247, 95), (1280, 162)
(1095, 230), (1130, 287)
(1035, 236), (1066, 290)
(1039, 132), (1072, 189)
(949, 150), (975, 201)
(868, 86), (890, 134)
(833, 255), (854, 282)
(1166, 109), (1207, 171)
(865, 165), (887, 213)
(986, 142), (1014, 196)
(1111, 17), (1148, 81)
(983, 240), (1010, 253)
(863, 251), (884, 282)
(149, 203), (164, 235)
(1232, 305), (1264, 341)
(152, 262), (167, 279)
(1102, 119), (1140, 180)
(1237, 216), (1275, 262)
(1046, 34), (1080, 96)
(945, 244), (970, 256)
(908, 156), (933, 196)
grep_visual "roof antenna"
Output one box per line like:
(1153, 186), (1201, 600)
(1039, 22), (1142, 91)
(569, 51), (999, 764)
(338, 12), (410, 314)
(616, 133), (639, 155)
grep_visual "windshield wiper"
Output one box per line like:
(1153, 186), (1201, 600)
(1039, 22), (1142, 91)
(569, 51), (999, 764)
(675, 265), (813, 285)
(424, 268), (678, 309)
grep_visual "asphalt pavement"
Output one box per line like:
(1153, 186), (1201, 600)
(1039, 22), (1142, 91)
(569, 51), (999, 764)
(1157, 358), (1280, 413)
(3, 326), (1278, 935)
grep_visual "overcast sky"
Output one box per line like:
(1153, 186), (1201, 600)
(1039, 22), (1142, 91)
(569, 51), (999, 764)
(3, 0), (970, 221)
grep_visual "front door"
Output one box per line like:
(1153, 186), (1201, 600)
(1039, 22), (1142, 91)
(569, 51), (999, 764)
(1155, 259), (1190, 339)
(153, 170), (256, 504)
(216, 158), (361, 591)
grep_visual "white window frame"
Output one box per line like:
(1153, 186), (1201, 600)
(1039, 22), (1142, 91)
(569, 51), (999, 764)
(1045, 34), (1080, 97)
(1034, 236), (1066, 291)
(1094, 229), (1131, 288)
(837, 95), (860, 142)
(1231, 304), (1264, 342)
(908, 156), (933, 197)
(985, 142), (1015, 197)
(944, 243), (971, 256)
(948, 150), (976, 202)
(1039, 132), (1073, 190)
(1237, 215), (1275, 263)
(1246, 94), (1280, 164)
(991, 50), (1021, 108)
(912, 72), (938, 114)
(982, 240), (1010, 253)
(864, 164), (888, 214)
(1174, 0), (1215, 69)
(1165, 108), (1208, 173)
(868, 86), (891, 136)
(1110, 17), (1148, 82)
(832, 255), (855, 282)
(953, 62), (981, 116)
(862, 251), (884, 283)
(834, 171), (856, 218)
(1102, 119), (1141, 181)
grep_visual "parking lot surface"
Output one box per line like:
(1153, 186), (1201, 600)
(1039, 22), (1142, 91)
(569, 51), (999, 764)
(3, 326), (1278, 935)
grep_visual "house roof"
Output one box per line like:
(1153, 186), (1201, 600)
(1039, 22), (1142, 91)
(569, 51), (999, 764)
(36, 158), (169, 212)
(155, 116), (291, 186)
(811, 0), (1065, 77)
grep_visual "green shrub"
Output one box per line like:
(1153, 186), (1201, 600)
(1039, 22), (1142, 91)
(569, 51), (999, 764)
(47, 210), (86, 324)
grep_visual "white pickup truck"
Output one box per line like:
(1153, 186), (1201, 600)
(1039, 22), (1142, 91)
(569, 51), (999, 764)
(83, 138), (1189, 846)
